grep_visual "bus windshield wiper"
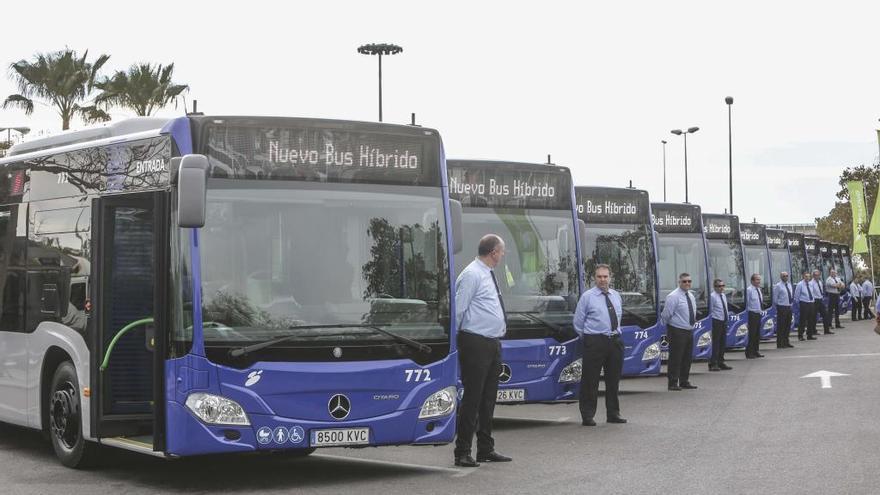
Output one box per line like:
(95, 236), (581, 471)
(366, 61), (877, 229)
(228, 323), (432, 358)
(507, 311), (565, 335)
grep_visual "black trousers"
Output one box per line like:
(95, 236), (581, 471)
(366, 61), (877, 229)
(746, 311), (762, 357)
(863, 296), (875, 319)
(852, 294), (862, 320)
(667, 327), (693, 385)
(827, 294), (841, 327)
(455, 331), (501, 457)
(814, 299), (828, 332)
(776, 306), (792, 347)
(579, 334), (624, 421)
(709, 318), (727, 367)
(798, 301), (816, 338)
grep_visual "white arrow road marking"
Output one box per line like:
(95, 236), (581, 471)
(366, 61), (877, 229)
(800, 370), (851, 389)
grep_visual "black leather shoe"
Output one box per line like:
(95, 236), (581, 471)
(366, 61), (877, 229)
(607, 416), (627, 424)
(798, 337), (805, 341)
(680, 383), (698, 389)
(786, 344), (795, 348)
(755, 353), (765, 358)
(454, 455), (480, 467)
(709, 366), (721, 371)
(836, 325), (844, 329)
(719, 363), (733, 370)
(824, 331), (835, 335)
(581, 418), (597, 426)
(746, 355), (757, 359)
(668, 384), (682, 391)
(477, 451), (512, 463)
(807, 336), (817, 340)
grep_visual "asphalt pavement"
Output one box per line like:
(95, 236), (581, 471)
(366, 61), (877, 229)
(2, 317), (879, 494)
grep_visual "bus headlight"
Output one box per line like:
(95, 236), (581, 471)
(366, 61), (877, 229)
(642, 343), (661, 361)
(558, 358), (582, 383)
(763, 318), (775, 331)
(185, 393), (250, 426)
(697, 332), (712, 348)
(419, 386), (457, 419)
(735, 324), (748, 337)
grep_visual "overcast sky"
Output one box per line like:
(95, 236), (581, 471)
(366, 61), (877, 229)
(1, 0), (878, 224)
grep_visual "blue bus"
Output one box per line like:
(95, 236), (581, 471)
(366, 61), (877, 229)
(702, 214), (749, 348)
(785, 232), (808, 333)
(766, 229), (793, 336)
(651, 202), (712, 360)
(740, 223), (775, 340)
(0, 116), (460, 467)
(576, 187), (661, 376)
(447, 160), (583, 403)
(804, 236), (821, 272)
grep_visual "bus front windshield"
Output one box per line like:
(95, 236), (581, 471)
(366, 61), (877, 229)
(177, 182), (450, 361)
(843, 256), (854, 282)
(744, 245), (772, 308)
(790, 249), (807, 278)
(769, 249), (791, 285)
(821, 255), (835, 280)
(656, 233), (708, 319)
(706, 239), (746, 312)
(457, 208), (579, 341)
(584, 223), (658, 328)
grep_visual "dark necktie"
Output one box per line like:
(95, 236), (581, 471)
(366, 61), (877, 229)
(489, 270), (507, 318)
(785, 283), (792, 305)
(819, 280), (825, 296)
(685, 290), (695, 326)
(721, 293), (728, 321)
(806, 281), (814, 299)
(602, 291), (619, 333)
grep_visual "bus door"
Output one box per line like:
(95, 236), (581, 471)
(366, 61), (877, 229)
(90, 191), (169, 453)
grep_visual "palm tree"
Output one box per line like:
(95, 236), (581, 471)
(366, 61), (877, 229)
(3, 49), (110, 130)
(93, 63), (189, 116)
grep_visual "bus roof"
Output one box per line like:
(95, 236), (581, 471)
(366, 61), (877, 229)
(6, 117), (170, 157)
(447, 159), (570, 174)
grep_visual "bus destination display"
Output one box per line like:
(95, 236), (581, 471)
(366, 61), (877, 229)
(447, 161), (572, 209)
(651, 203), (702, 233)
(740, 223), (766, 245)
(575, 187), (649, 224)
(702, 214), (739, 240)
(203, 124), (438, 186)
(766, 229), (786, 249)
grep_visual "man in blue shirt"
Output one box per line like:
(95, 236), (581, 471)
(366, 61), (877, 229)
(708, 278), (732, 371)
(745, 274), (765, 359)
(453, 234), (512, 467)
(862, 278), (875, 319)
(660, 273), (698, 391)
(812, 270), (831, 335)
(573, 264), (626, 426)
(773, 271), (794, 349)
(794, 271), (817, 341)
(850, 276), (863, 321)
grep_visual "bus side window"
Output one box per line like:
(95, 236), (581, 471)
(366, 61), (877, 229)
(0, 206), (25, 333)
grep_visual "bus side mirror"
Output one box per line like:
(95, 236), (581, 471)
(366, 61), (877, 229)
(177, 154), (210, 228)
(449, 199), (463, 254)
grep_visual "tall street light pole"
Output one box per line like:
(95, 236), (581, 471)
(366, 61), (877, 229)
(726, 96), (734, 214)
(357, 43), (403, 122)
(670, 127), (700, 203)
(661, 140), (668, 201)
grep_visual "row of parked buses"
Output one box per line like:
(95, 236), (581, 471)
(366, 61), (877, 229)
(0, 116), (855, 468)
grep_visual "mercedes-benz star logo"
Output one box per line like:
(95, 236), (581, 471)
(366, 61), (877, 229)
(328, 394), (351, 420)
(660, 335), (669, 347)
(498, 364), (512, 383)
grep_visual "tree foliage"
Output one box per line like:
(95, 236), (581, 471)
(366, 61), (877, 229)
(815, 163), (880, 275)
(2, 49), (110, 130)
(92, 63), (188, 116)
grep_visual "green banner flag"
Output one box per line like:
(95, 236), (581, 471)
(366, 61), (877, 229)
(848, 180), (869, 253)
(870, 182), (880, 236)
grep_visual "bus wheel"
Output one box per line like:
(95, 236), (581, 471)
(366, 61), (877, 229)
(48, 361), (98, 468)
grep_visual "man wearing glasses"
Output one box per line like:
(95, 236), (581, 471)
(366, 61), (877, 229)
(708, 278), (732, 371)
(661, 273), (698, 391)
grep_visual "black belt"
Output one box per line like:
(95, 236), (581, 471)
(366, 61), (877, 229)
(583, 332), (619, 339)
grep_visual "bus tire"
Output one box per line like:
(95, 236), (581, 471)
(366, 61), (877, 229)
(48, 361), (98, 468)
